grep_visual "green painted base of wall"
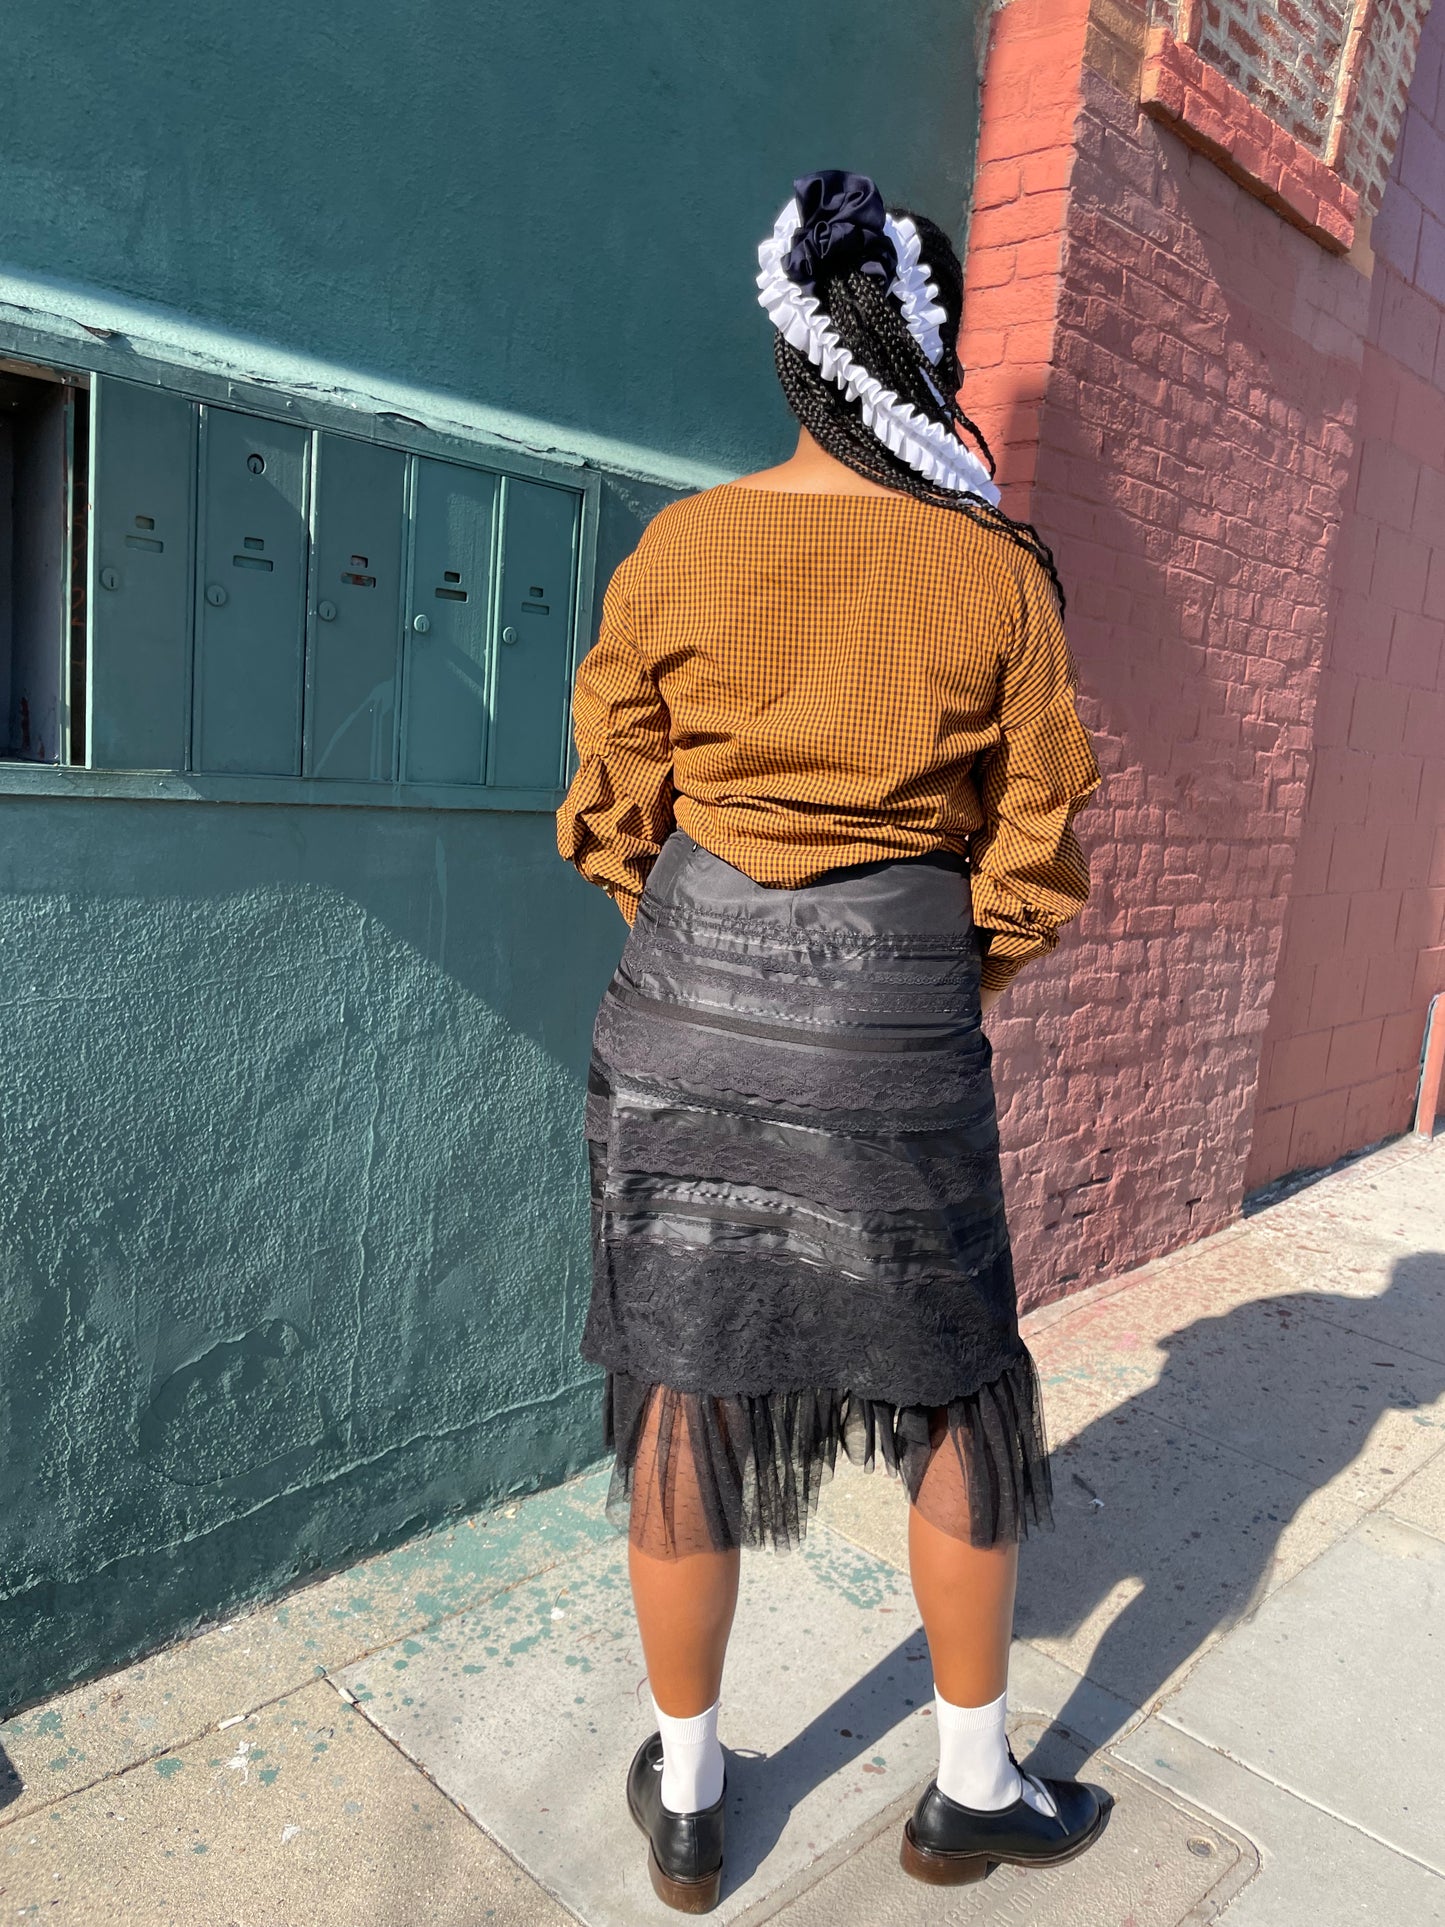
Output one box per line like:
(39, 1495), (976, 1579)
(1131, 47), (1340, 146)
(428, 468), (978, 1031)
(2, 1381), (600, 1715)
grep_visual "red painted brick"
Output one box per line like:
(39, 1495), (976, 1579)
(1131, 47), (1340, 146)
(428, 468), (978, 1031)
(1364, 944), (1421, 1015)
(969, 194), (1073, 252)
(1265, 1027), (1334, 1103)
(1387, 609), (1445, 684)
(1357, 436), (1423, 529)
(1397, 883), (1445, 948)
(1345, 888), (1408, 954)
(1307, 950), (1371, 1030)
(1244, 1101), (1296, 1187)
(1343, 1072), (1410, 1147)
(972, 160), (1025, 211)
(1325, 1015), (1386, 1085)
(1327, 822), (1390, 892)
(1288, 1087), (1352, 1170)
(1348, 677), (1413, 751)
(1392, 369), (1445, 465)
(1377, 273), (1443, 380)
(1372, 525), (1433, 609)
(1383, 817), (1436, 888)
(1380, 1006), (1430, 1073)
(1412, 460), (1445, 536)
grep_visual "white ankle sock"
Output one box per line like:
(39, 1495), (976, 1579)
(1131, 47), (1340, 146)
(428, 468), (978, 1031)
(934, 1688), (1056, 1816)
(652, 1694), (724, 1813)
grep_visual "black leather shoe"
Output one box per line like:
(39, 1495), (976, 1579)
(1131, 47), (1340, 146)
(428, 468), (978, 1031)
(626, 1733), (725, 1913)
(901, 1751), (1112, 1886)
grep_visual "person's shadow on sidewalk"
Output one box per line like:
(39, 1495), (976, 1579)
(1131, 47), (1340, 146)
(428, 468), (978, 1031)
(1017, 1251), (1445, 1748)
(723, 1251), (1445, 1888)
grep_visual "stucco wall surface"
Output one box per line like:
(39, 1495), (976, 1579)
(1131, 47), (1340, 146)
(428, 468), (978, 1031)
(0, 0), (978, 478)
(1248, 2), (1445, 1183)
(0, 792), (618, 1712)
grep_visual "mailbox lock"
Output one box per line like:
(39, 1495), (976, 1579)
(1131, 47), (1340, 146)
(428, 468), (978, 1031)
(412, 613), (431, 635)
(206, 584), (228, 607)
(501, 625), (518, 645)
(317, 600), (338, 622)
(100, 567), (120, 591)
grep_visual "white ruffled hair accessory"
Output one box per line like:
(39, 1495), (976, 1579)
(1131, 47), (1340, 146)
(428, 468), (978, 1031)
(757, 194), (1000, 507)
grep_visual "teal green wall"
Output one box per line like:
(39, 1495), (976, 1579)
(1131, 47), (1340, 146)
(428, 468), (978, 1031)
(2, 0), (978, 473)
(0, 3), (982, 1712)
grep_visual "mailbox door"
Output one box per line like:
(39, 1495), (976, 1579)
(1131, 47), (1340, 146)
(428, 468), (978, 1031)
(306, 435), (407, 782)
(401, 457), (498, 786)
(488, 478), (579, 791)
(88, 377), (198, 770)
(192, 409), (310, 775)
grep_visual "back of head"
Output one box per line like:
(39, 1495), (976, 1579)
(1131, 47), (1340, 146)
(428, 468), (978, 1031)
(759, 171), (1067, 615)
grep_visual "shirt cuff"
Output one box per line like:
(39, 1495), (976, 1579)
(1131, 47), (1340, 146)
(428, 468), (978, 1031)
(976, 925), (1055, 995)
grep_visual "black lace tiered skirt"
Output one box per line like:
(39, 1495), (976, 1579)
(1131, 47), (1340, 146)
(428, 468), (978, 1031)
(581, 828), (1052, 1555)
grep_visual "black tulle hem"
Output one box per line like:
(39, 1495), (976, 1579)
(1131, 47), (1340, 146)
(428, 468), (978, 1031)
(600, 1347), (1053, 1556)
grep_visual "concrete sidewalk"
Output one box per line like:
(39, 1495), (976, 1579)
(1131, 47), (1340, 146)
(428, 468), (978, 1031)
(3, 1132), (1442, 1925)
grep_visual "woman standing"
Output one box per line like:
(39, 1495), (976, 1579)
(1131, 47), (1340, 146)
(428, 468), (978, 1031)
(556, 171), (1107, 1912)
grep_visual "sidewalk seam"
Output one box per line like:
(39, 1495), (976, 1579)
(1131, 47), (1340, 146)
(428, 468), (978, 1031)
(1155, 1711), (1445, 1881)
(336, 1694), (591, 1924)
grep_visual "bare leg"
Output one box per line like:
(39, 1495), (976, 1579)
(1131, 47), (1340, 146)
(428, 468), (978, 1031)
(907, 1417), (1018, 1705)
(627, 1392), (741, 1717)
(629, 1539), (740, 1714)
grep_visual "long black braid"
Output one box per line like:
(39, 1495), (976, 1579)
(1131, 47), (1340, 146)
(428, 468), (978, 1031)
(772, 207), (1068, 617)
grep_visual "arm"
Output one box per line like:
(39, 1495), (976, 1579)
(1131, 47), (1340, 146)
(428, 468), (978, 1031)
(556, 561), (675, 923)
(971, 557), (1102, 1003)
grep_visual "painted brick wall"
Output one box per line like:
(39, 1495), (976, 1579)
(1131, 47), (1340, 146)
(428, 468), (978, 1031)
(964, 0), (1377, 1302)
(1246, 0), (1445, 1185)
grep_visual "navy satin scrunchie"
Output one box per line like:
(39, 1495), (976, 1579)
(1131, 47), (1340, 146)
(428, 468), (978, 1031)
(783, 170), (897, 296)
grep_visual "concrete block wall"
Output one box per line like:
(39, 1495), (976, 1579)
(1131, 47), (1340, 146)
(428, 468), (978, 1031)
(1247, 0), (1445, 1183)
(962, 0), (1435, 1301)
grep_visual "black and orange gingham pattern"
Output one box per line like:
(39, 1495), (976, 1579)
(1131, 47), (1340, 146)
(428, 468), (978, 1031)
(557, 484), (1102, 993)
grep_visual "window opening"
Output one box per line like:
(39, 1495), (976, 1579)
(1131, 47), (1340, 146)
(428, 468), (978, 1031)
(0, 360), (86, 764)
(67, 384), (90, 765)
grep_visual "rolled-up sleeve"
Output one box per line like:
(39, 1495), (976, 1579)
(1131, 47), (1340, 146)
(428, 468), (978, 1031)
(969, 557), (1102, 995)
(556, 562), (675, 924)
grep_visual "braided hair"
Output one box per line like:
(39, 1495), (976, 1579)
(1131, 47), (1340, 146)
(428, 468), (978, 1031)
(772, 207), (1068, 617)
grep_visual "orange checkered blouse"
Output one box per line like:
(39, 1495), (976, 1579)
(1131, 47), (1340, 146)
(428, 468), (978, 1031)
(556, 483), (1101, 994)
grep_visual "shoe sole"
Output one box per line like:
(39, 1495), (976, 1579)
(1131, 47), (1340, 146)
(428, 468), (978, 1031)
(627, 1786), (723, 1914)
(900, 1795), (1113, 1887)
